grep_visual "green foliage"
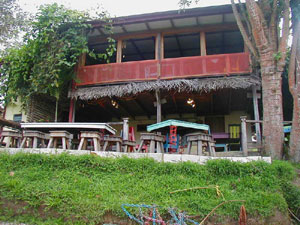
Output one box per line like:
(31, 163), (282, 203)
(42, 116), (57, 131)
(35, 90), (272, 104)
(0, 0), (27, 49)
(0, 153), (297, 224)
(0, 3), (111, 107)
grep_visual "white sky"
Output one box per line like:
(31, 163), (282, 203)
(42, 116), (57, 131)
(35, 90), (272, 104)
(18, 0), (230, 17)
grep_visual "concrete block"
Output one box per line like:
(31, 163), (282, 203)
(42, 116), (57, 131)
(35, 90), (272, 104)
(163, 154), (182, 163)
(181, 154), (200, 163)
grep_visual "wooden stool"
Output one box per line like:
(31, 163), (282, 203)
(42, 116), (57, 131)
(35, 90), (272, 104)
(122, 140), (136, 152)
(186, 132), (216, 156)
(137, 133), (164, 153)
(103, 136), (122, 152)
(20, 130), (49, 148)
(78, 131), (102, 151)
(47, 130), (73, 150)
(0, 130), (22, 148)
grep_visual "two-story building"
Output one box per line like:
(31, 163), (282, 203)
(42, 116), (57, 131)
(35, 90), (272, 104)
(69, 4), (260, 149)
(3, 4), (261, 150)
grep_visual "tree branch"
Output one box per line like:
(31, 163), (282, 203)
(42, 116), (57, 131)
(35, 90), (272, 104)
(288, 21), (300, 96)
(277, 0), (290, 70)
(245, 0), (269, 53)
(231, 0), (259, 60)
(269, 0), (278, 52)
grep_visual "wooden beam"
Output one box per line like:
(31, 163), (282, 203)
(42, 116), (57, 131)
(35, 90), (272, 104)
(155, 89), (162, 123)
(0, 118), (21, 130)
(252, 86), (261, 144)
(116, 39), (122, 63)
(134, 99), (152, 119)
(89, 23), (239, 46)
(200, 32), (206, 56)
(68, 98), (76, 122)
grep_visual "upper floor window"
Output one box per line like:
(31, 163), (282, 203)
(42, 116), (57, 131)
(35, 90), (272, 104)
(206, 30), (244, 55)
(164, 32), (200, 58)
(122, 36), (155, 62)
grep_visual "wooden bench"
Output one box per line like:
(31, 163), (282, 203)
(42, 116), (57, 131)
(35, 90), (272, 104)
(47, 130), (73, 150)
(137, 133), (164, 153)
(122, 140), (136, 152)
(78, 131), (102, 151)
(20, 130), (49, 148)
(103, 136), (122, 152)
(186, 132), (216, 156)
(0, 130), (22, 148)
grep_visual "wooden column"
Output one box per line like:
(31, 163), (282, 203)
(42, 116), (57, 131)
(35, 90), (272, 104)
(155, 33), (163, 61)
(68, 98), (76, 122)
(116, 39), (122, 63)
(252, 86), (261, 144)
(155, 90), (162, 123)
(240, 116), (248, 156)
(155, 33), (163, 123)
(200, 32), (206, 56)
(122, 118), (129, 141)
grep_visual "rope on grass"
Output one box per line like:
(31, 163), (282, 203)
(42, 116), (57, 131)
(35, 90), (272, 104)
(170, 185), (225, 200)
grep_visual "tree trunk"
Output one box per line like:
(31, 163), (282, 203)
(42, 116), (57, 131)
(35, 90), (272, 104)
(55, 98), (58, 122)
(260, 51), (284, 159)
(289, 93), (300, 162)
(288, 18), (300, 162)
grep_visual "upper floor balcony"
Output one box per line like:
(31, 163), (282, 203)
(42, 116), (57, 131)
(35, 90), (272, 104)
(75, 52), (251, 87)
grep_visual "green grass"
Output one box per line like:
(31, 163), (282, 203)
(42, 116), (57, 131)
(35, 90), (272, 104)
(0, 152), (298, 224)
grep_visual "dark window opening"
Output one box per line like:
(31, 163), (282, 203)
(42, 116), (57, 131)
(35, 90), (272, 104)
(13, 114), (22, 123)
(164, 32), (200, 58)
(122, 36), (155, 62)
(206, 30), (244, 55)
(86, 42), (116, 65)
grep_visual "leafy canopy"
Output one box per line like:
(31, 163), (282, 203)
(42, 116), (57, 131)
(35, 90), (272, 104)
(0, 0), (27, 49)
(0, 3), (100, 106)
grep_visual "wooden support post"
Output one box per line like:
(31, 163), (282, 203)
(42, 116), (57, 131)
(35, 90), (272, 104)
(122, 118), (129, 141)
(155, 33), (162, 61)
(200, 32), (206, 56)
(68, 98), (76, 122)
(252, 86), (261, 144)
(240, 116), (248, 156)
(155, 90), (162, 123)
(116, 39), (122, 63)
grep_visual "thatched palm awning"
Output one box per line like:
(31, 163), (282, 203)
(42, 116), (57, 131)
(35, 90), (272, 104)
(69, 76), (260, 100)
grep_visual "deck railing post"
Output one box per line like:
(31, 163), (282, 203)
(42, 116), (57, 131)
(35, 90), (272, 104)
(122, 118), (129, 141)
(240, 116), (248, 156)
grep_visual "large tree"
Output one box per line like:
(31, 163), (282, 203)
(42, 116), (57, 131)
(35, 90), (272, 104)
(180, 0), (291, 159)
(288, 0), (300, 162)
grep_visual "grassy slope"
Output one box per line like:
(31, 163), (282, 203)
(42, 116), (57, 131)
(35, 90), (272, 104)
(0, 152), (298, 224)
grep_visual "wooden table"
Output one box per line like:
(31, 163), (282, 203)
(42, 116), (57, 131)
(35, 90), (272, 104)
(186, 132), (216, 156)
(20, 123), (116, 150)
(21, 122), (116, 135)
(137, 133), (165, 153)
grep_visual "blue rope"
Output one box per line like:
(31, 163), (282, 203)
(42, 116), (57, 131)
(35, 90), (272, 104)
(121, 204), (158, 225)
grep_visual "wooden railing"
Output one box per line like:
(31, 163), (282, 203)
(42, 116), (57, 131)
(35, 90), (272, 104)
(76, 53), (251, 86)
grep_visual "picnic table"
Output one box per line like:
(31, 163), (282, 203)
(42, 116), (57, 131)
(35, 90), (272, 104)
(20, 122), (116, 135)
(146, 119), (211, 153)
(20, 122), (117, 150)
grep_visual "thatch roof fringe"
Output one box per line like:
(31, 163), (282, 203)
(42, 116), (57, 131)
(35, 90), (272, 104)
(70, 76), (261, 100)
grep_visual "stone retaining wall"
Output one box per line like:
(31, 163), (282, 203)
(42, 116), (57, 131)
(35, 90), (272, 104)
(0, 148), (272, 164)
